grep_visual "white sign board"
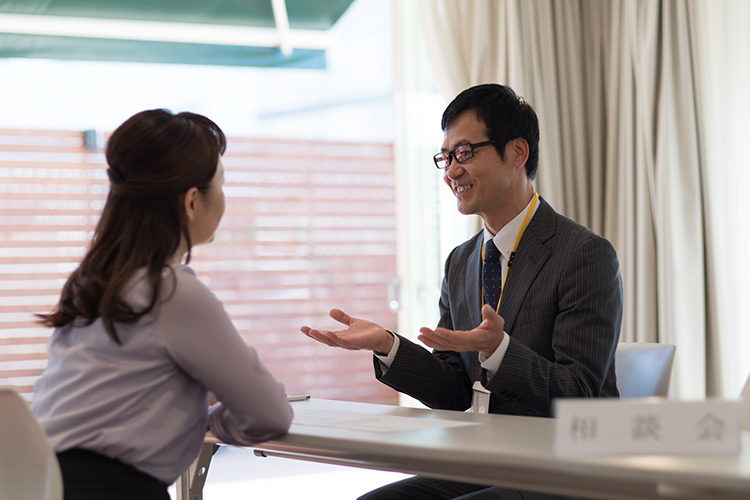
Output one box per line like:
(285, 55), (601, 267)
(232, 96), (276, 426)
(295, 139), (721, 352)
(555, 398), (741, 456)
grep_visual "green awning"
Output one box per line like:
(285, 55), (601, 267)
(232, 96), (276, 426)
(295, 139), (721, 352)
(0, 33), (327, 68)
(0, 0), (356, 68)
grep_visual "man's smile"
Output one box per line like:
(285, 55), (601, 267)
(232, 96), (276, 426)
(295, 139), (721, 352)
(454, 184), (474, 194)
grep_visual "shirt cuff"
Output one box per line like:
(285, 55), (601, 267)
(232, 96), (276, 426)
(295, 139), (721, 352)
(374, 331), (400, 373)
(479, 333), (510, 381)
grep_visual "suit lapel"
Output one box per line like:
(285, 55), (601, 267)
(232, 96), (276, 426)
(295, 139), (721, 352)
(498, 198), (556, 333)
(461, 232), (483, 381)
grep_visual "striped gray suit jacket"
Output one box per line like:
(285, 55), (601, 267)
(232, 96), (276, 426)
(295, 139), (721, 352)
(376, 198), (623, 418)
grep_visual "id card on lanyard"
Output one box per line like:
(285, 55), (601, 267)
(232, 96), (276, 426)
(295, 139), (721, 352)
(472, 192), (539, 413)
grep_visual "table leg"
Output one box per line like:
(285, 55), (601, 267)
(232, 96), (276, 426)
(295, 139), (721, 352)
(176, 442), (219, 500)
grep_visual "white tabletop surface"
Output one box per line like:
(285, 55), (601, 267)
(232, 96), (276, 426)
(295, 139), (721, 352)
(228, 398), (750, 500)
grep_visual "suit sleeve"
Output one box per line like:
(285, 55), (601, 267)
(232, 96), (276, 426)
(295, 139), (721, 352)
(483, 235), (623, 416)
(374, 247), (475, 411)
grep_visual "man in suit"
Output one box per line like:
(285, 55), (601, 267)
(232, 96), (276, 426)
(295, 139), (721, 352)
(301, 83), (623, 500)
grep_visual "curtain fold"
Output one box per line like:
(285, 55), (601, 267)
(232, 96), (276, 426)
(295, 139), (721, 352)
(694, 0), (750, 398)
(419, 0), (712, 398)
(653, 0), (707, 397)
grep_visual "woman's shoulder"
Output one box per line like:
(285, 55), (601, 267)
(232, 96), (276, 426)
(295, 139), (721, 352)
(162, 264), (221, 311)
(156, 265), (234, 347)
(166, 263), (208, 293)
(120, 264), (222, 322)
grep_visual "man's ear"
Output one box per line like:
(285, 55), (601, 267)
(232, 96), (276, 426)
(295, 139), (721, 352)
(511, 138), (530, 169)
(182, 187), (200, 222)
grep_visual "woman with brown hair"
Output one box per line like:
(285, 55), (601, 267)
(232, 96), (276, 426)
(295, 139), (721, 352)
(31, 109), (292, 500)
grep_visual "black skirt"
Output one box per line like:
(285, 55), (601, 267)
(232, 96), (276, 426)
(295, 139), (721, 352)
(56, 448), (170, 500)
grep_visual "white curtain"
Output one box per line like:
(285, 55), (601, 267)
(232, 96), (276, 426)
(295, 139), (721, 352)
(419, 0), (715, 399)
(694, 0), (750, 398)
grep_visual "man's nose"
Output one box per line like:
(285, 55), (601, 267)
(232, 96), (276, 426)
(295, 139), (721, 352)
(445, 159), (465, 180)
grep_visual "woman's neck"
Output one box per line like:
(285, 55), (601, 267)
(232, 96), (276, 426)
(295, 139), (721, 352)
(169, 239), (188, 265)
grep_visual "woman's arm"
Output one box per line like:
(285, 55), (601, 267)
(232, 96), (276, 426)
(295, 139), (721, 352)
(159, 268), (293, 445)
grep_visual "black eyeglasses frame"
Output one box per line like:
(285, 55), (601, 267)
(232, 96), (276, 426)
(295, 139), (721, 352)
(433, 140), (497, 170)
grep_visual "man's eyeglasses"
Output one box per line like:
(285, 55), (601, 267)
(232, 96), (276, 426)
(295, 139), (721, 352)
(433, 140), (496, 170)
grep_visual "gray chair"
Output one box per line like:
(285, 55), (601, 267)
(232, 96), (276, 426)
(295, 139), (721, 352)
(615, 342), (676, 398)
(741, 371), (750, 431)
(0, 386), (62, 500)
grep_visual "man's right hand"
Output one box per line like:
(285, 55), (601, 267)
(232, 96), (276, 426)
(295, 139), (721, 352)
(301, 308), (394, 355)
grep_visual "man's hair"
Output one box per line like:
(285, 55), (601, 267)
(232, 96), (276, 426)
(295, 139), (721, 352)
(38, 109), (226, 343)
(441, 84), (540, 180)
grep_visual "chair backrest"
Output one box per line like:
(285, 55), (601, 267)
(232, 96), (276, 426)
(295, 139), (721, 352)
(0, 387), (62, 500)
(741, 372), (750, 431)
(614, 343), (676, 398)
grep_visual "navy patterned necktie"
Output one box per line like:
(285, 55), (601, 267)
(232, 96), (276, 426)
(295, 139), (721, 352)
(482, 238), (503, 311)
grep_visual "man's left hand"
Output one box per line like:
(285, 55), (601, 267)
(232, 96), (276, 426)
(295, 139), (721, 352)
(418, 304), (506, 357)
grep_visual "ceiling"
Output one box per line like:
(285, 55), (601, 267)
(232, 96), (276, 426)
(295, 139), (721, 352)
(0, 0), (356, 67)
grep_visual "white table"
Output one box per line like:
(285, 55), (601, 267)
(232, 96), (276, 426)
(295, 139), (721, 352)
(178, 398), (750, 500)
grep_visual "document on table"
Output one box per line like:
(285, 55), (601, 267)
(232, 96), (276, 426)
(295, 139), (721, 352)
(292, 407), (479, 433)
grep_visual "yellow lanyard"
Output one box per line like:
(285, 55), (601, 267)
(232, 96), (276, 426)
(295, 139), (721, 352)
(481, 192), (540, 314)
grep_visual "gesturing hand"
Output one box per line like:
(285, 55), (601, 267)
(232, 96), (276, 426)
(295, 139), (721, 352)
(301, 309), (395, 355)
(418, 304), (506, 357)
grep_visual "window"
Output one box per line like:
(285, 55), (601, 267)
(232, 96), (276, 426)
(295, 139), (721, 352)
(0, 0), (401, 404)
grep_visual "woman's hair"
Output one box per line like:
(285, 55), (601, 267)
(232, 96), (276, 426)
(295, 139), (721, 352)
(38, 109), (227, 343)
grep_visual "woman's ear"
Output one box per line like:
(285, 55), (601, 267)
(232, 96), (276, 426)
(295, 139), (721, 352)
(182, 187), (200, 222)
(511, 138), (530, 169)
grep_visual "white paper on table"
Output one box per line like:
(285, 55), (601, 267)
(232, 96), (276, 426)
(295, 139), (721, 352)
(292, 407), (479, 433)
